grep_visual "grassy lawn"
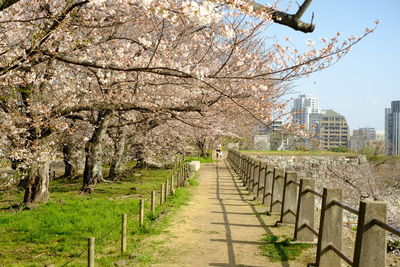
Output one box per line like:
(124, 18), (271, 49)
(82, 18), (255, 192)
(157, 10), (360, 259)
(0, 167), (196, 266)
(260, 234), (311, 262)
(242, 150), (358, 157)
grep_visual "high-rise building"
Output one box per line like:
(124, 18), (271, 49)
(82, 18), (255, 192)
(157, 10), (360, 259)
(385, 100), (400, 155)
(349, 127), (377, 152)
(317, 109), (349, 149)
(292, 94), (321, 131)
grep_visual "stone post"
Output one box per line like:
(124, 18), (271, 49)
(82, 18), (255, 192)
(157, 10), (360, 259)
(316, 188), (343, 267)
(353, 201), (387, 267)
(280, 171), (298, 224)
(248, 160), (255, 190)
(257, 162), (266, 197)
(294, 178), (316, 242)
(263, 165), (273, 205)
(270, 167), (285, 213)
(243, 157), (249, 187)
(251, 160), (260, 192)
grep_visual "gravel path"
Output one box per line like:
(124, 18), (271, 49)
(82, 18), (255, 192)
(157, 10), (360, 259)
(151, 160), (304, 267)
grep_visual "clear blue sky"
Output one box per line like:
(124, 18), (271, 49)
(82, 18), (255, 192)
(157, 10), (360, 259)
(261, 0), (400, 131)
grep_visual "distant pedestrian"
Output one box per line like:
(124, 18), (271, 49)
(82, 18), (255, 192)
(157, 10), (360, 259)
(216, 144), (223, 159)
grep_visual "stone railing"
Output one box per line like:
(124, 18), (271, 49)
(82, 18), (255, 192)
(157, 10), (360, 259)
(227, 149), (400, 267)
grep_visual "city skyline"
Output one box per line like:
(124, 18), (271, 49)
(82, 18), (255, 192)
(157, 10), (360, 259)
(262, 0), (400, 131)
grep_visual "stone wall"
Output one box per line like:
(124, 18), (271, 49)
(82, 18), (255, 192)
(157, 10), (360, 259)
(249, 154), (371, 223)
(250, 154), (369, 182)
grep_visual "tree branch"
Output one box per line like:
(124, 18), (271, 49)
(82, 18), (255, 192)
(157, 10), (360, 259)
(249, 0), (315, 33)
(53, 103), (202, 118)
(0, 0), (20, 11)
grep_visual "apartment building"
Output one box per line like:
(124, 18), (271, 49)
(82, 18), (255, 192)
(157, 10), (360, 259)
(292, 94), (321, 132)
(317, 109), (349, 149)
(349, 127), (377, 152)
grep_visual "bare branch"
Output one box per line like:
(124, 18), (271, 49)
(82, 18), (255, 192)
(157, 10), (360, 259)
(249, 0), (315, 33)
(0, 0), (20, 11)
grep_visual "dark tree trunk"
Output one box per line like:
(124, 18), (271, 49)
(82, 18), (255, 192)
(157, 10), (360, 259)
(62, 144), (78, 179)
(132, 143), (147, 169)
(196, 138), (207, 157)
(82, 111), (111, 193)
(23, 162), (50, 203)
(108, 129), (126, 180)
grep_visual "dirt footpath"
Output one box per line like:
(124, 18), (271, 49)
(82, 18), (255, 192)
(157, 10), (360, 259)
(150, 160), (305, 267)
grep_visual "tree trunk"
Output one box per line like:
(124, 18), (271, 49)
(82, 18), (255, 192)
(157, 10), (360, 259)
(196, 138), (207, 157)
(82, 111), (111, 193)
(132, 143), (147, 169)
(23, 162), (50, 203)
(62, 144), (79, 179)
(108, 129), (126, 180)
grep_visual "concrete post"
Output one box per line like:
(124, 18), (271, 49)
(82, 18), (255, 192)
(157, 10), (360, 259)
(249, 160), (255, 190)
(160, 184), (165, 204)
(263, 165), (273, 205)
(121, 214), (127, 253)
(239, 155), (243, 179)
(139, 199), (145, 226)
(88, 237), (95, 267)
(280, 171), (298, 224)
(316, 188), (343, 267)
(353, 201), (387, 267)
(294, 178), (316, 242)
(270, 167), (285, 213)
(257, 162), (266, 197)
(243, 157), (249, 186)
(254, 161), (261, 194)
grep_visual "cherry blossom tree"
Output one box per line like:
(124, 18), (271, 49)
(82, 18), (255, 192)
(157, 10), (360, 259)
(0, 0), (376, 203)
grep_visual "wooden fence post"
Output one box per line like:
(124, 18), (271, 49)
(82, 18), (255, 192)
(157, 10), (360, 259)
(170, 176), (174, 194)
(353, 201), (387, 267)
(121, 214), (127, 253)
(160, 184), (165, 204)
(316, 188), (343, 267)
(88, 237), (95, 267)
(270, 167), (285, 213)
(165, 179), (169, 199)
(294, 178), (316, 242)
(151, 191), (156, 212)
(139, 199), (145, 226)
(280, 171), (298, 224)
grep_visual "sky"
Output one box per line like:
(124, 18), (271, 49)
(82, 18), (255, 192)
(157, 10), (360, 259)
(260, 0), (400, 131)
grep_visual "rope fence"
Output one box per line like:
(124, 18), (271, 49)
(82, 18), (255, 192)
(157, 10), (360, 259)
(49, 154), (192, 266)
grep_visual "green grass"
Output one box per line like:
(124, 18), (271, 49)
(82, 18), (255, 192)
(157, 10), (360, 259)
(242, 150), (358, 157)
(0, 167), (196, 266)
(185, 156), (215, 163)
(260, 234), (311, 262)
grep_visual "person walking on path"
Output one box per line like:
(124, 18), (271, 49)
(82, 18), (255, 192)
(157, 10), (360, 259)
(216, 144), (223, 159)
